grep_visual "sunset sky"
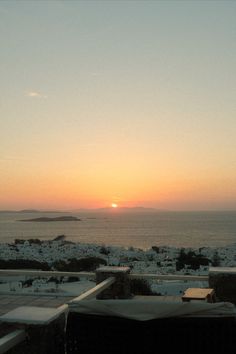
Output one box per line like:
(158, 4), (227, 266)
(1, 0), (236, 211)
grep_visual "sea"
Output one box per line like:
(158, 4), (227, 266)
(0, 211), (236, 250)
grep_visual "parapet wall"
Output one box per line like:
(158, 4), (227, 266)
(5, 313), (65, 354)
(209, 267), (236, 304)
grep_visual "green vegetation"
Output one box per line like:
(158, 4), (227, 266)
(152, 246), (160, 253)
(0, 259), (50, 270)
(52, 257), (107, 272)
(100, 246), (110, 255)
(130, 278), (156, 295)
(176, 249), (209, 271)
(15, 238), (42, 245)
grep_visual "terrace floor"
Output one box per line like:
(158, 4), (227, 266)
(0, 294), (74, 316)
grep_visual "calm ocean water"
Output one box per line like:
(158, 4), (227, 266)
(0, 211), (236, 249)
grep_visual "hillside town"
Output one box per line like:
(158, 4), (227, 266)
(0, 238), (236, 296)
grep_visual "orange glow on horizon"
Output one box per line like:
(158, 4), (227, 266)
(1, 160), (236, 211)
(111, 203), (118, 208)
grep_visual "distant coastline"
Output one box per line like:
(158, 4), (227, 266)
(18, 216), (81, 222)
(1, 208), (236, 214)
(0, 207), (167, 214)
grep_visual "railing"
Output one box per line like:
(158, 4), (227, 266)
(69, 277), (116, 303)
(0, 269), (95, 278)
(129, 273), (208, 281)
(0, 329), (26, 354)
(0, 267), (211, 354)
(0, 269), (208, 281)
(0, 266), (234, 354)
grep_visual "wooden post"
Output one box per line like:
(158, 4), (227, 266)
(96, 266), (132, 299)
(209, 267), (236, 304)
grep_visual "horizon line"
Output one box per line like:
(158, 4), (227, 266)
(1, 207), (236, 213)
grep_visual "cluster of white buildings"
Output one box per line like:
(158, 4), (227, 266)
(0, 239), (236, 275)
(1, 240), (236, 296)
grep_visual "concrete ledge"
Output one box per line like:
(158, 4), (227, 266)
(0, 306), (67, 325)
(209, 267), (236, 275)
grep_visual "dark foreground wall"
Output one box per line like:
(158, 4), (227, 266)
(66, 312), (236, 354)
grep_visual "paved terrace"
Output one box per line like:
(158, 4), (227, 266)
(0, 294), (75, 316)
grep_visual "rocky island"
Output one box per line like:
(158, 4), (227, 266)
(19, 216), (81, 222)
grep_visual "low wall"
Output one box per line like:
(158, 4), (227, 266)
(5, 313), (65, 354)
(209, 267), (236, 304)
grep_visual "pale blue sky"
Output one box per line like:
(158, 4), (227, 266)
(0, 0), (236, 210)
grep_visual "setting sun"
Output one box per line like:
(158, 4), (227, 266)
(111, 203), (118, 208)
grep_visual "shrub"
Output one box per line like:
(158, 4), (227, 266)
(176, 249), (209, 271)
(48, 276), (60, 284)
(53, 257), (107, 272)
(14, 239), (25, 245)
(211, 252), (221, 267)
(67, 276), (80, 282)
(27, 239), (42, 245)
(100, 246), (110, 255)
(22, 279), (33, 287)
(52, 260), (67, 271)
(0, 259), (50, 270)
(14, 239), (42, 245)
(130, 279), (154, 295)
(53, 235), (66, 241)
